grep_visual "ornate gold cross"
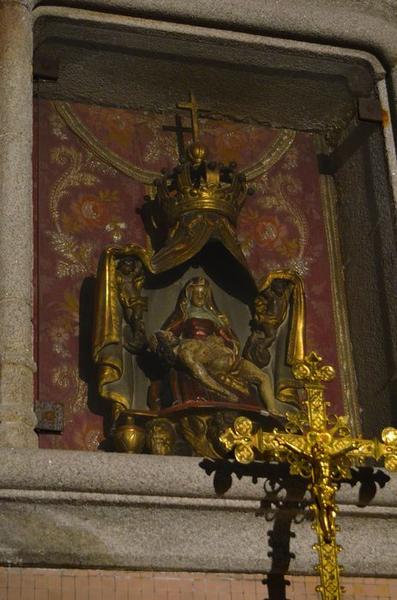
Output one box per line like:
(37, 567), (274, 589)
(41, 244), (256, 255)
(220, 352), (397, 600)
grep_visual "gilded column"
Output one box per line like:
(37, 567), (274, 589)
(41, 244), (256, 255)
(0, 0), (37, 447)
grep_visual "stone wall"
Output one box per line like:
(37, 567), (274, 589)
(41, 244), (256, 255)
(0, 451), (395, 577)
(1, 0), (397, 592)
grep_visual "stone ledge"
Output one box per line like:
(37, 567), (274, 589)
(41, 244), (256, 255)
(0, 449), (396, 575)
(1, 448), (397, 504)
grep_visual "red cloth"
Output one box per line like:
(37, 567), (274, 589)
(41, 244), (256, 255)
(168, 317), (236, 351)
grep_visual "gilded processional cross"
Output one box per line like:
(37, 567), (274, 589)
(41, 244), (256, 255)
(220, 352), (397, 600)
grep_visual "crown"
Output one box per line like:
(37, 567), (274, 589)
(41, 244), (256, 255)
(153, 93), (250, 228)
(155, 141), (247, 226)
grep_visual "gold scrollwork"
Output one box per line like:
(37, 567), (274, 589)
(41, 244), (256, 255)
(292, 351), (336, 384)
(54, 101), (296, 185)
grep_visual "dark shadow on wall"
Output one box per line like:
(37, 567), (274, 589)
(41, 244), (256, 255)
(200, 459), (308, 600)
(200, 460), (390, 600)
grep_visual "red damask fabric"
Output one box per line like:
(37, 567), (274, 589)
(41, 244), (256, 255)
(34, 99), (342, 450)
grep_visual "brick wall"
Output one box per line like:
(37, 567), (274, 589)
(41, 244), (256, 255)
(0, 568), (396, 600)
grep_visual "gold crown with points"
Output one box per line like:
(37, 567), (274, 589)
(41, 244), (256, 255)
(153, 93), (251, 228)
(155, 141), (247, 227)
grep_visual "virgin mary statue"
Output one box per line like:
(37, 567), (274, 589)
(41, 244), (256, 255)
(149, 277), (281, 415)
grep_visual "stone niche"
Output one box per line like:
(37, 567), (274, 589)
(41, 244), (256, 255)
(33, 11), (397, 436)
(13, 8), (396, 575)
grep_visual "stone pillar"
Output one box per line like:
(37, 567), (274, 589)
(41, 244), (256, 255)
(0, 0), (37, 447)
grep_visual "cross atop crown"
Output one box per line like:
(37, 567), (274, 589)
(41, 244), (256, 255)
(177, 91), (201, 142)
(163, 92), (202, 159)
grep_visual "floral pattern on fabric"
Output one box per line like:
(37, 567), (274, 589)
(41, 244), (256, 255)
(35, 100), (343, 450)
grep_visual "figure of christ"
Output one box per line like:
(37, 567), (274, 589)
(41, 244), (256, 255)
(150, 277), (279, 414)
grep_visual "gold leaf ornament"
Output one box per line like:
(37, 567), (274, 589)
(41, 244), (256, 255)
(235, 444), (256, 465)
(381, 427), (397, 471)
